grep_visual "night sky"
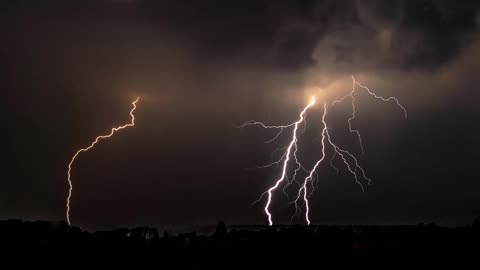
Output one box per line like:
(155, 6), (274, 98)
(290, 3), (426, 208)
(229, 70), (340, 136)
(3, 0), (480, 231)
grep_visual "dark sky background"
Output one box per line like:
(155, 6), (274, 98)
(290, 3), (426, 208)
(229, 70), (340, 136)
(3, 0), (480, 231)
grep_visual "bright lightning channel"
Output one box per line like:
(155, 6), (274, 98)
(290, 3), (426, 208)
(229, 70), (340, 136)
(66, 97), (140, 226)
(293, 103), (328, 225)
(239, 98), (316, 226)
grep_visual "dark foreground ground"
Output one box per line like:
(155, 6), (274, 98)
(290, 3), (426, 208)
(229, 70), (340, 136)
(0, 218), (480, 270)
(2, 219), (480, 249)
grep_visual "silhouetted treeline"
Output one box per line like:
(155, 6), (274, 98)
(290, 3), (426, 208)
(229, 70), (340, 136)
(1, 218), (479, 252)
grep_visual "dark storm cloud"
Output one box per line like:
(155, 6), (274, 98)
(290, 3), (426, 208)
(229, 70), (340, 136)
(3, 0), (480, 229)
(355, 0), (478, 68)
(134, 0), (480, 70)
(303, 0), (480, 113)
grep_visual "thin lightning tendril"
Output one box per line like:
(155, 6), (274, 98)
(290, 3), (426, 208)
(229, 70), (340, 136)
(66, 97), (140, 225)
(329, 151), (339, 175)
(236, 120), (295, 144)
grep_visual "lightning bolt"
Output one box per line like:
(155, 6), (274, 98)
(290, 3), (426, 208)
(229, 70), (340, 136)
(293, 102), (371, 225)
(241, 75), (407, 226)
(293, 103), (328, 225)
(66, 97), (140, 225)
(239, 98), (315, 225)
(294, 76), (407, 225)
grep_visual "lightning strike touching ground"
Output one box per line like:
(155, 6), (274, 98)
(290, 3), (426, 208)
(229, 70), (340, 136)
(240, 98), (315, 226)
(293, 103), (328, 225)
(66, 97), (140, 225)
(241, 75), (407, 226)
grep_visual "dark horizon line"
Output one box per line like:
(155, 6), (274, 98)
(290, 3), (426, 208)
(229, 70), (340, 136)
(2, 218), (477, 233)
